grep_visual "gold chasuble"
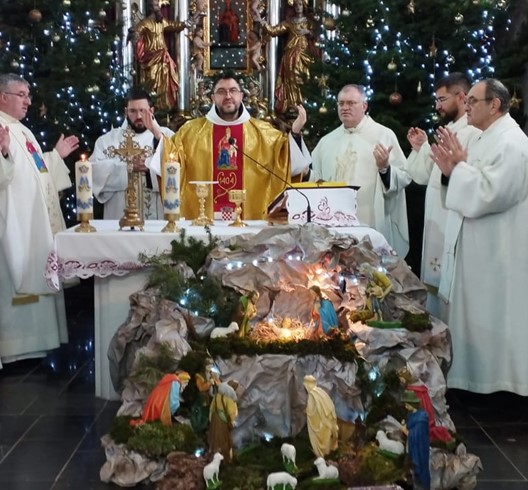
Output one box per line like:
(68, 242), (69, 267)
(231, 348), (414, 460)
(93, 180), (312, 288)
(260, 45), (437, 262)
(162, 115), (291, 220)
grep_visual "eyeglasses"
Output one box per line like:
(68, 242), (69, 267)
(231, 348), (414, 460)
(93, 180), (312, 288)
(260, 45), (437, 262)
(3, 91), (32, 101)
(337, 100), (363, 108)
(464, 96), (493, 106)
(214, 88), (242, 97)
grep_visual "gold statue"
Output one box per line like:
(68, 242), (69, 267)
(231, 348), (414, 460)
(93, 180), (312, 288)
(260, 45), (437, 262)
(263, 0), (318, 113)
(130, 0), (187, 109)
(303, 375), (339, 457)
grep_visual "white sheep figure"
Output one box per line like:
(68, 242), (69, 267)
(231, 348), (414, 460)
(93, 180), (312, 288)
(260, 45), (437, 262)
(210, 321), (239, 339)
(266, 471), (298, 489)
(203, 452), (224, 485)
(313, 457), (339, 480)
(376, 429), (405, 455)
(281, 443), (297, 467)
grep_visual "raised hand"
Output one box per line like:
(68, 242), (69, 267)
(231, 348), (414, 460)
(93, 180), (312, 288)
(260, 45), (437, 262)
(54, 134), (80, 159)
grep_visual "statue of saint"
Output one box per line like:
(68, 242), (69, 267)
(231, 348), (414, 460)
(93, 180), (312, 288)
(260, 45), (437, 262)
(130, 0), (187, 109)
(303, 375), (339, 457)
(263, 0), (318, 113)
(208, 380), (239, 462)
(130, 371), (191, 427)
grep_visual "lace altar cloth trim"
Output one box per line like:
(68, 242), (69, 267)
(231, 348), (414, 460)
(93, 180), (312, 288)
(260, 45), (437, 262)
(45, 250), (144, 290)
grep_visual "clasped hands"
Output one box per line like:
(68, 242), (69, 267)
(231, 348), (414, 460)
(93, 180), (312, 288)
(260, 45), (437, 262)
(430, 126), (467, 177)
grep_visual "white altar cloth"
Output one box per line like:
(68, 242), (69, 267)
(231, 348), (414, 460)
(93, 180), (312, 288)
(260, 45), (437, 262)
(45, 220), (393, 399)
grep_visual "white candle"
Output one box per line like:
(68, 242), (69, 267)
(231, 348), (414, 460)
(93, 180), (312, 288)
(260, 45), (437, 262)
(75, 155), (93, 215)
(163, 159), (181, 215)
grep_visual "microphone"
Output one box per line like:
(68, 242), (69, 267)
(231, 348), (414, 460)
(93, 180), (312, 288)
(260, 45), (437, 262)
(228, 137), (312, 223)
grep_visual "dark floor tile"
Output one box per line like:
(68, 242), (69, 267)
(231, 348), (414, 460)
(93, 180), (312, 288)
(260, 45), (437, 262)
(0, 481), (54, 490)
(447, 405), (479, 429)
(79, 403), (120, 451)
(24, 393), (106, 417)
(474, 446), (525, 480)
(0, 414), (39, 443)
(0, 386), (40, 415)
(0, 359), (42, 385)
(0, 440), (78, 481)
(24, 415), (94, 442)
(476, 482), (528, 489)
(485, 425), (528, 476)
(457, 426), (496, 448)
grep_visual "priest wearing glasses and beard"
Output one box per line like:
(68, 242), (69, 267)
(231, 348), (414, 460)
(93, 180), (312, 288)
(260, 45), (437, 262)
(147, 71), (311, 221)
(90, 88), (174, 220)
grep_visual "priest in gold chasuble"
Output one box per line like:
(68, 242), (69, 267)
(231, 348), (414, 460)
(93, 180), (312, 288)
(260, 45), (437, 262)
(148, 73), (311, 220)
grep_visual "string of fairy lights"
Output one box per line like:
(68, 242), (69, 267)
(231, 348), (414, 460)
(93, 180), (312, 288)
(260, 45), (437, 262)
(312, 0), (511, 127)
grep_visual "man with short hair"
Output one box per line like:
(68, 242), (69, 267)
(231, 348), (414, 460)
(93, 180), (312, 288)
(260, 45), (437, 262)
(0, 73), (79, 366)
(310, 84), (411, 258)
(406, 73), (481, 320)
(148, 71), (311, 220)
(90, 88), (174, 220)
(431, 78), (528, 394)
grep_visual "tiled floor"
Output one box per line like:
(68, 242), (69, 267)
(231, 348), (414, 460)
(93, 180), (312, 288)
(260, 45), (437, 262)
(1, 279), (528, 489)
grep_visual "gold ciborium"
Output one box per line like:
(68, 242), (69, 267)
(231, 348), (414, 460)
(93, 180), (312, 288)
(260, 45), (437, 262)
(190, 181), (215, 226)
(228, 189), (247, 227)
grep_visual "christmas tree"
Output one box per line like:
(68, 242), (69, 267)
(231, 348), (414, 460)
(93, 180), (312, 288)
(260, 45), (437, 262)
(303, 0), (528, 147)
(0, 0), (128, 223)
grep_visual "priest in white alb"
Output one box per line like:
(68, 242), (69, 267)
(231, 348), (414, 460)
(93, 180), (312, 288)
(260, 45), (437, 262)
(406, 73), (480, 321)
(0, 73), (79, 366)
(310, 84), (411, 258)
(90, 88), (174, 220)
(147, 71), (311, 220)
(432, 78), (528, 395)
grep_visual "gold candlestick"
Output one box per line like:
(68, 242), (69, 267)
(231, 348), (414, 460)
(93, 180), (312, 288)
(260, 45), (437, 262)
(190, 181), (215, 226)
(75, 212), (96, 233)
(228, 189), (247, 227)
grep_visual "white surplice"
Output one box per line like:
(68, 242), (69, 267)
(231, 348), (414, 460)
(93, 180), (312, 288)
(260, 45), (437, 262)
(405, 115), (481, 320)
(439, 113), (528, 394)
(90, 123), (174, 219)
(310, 115), (411, 258)
(0, 110), (71, 364)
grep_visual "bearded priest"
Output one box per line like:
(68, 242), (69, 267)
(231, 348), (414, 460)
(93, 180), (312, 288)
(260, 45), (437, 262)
(147, 71), (311, 220)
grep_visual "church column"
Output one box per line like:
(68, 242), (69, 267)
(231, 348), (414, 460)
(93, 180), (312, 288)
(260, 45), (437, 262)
(177, 0), (190, 113)
(120, 0), (135, 87)
(266, 0), (280, 112)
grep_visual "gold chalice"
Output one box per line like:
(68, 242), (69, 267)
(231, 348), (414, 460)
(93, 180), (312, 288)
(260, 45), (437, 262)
(190, 181), (215, 226)
(228, 189), (247, 227)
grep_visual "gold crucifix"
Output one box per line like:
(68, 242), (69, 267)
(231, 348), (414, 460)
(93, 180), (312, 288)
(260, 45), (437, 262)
(104, 129), (154, 230)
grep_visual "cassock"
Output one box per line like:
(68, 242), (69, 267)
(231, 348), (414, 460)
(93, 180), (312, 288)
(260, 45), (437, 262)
(310, 115), (411, 258)
(405, 115), (480, 320)
(0, 110), (71, 364)
(439, 113), (528, 394)
(148, 104), (310, 220)
(90, 123), (174, 219)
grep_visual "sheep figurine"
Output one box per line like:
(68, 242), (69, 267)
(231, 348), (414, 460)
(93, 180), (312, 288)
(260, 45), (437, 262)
(203, 452), (224, 487)
(281, 443), (297, 468)
(266, 471), (297, 490)
(313, 457), (339, 480)
(210, 321), (239, 339)
(376, 429), (405, 455)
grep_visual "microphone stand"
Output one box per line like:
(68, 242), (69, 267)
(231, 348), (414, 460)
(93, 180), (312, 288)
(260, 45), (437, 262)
(228, 138), (312, 223)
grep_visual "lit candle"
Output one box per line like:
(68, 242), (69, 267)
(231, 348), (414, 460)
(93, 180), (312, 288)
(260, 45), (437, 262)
(75, 154), (93, 215)
(163, 157), (180, 216)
